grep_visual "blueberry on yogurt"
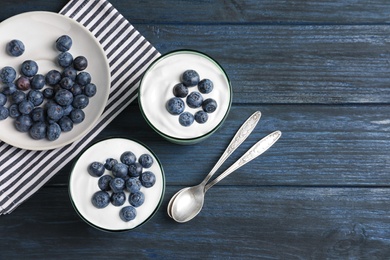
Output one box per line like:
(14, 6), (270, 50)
(140, 171), (156, 188)
(15, 115), (33, 132)
(31, 74), (45, 90)
(138, 154), (154, 168)
(16, 76), (31, 91)
(125, 177), (142, 193)
(6, 39), (25, 57)
(46, 123), (62, 141)
(110, 191), (126, 207)
(29, 122), (47, 140)
(119, 206), (137, 222)
(202, 98), (218, 113)
(73, 56), (88, 71)
(128, 162), (143, 177)
(98, 175), (114, 191)
(57, 52), (73, 68)
(181, 69), (200, 87)
(0, 93), (7, 106)
(112, 163), (129, 178)
(194, 110), (208, 124)
(91, 191), (110, 209)
(186, 91), (203, 109)
(179, 112), (194, 127)
(104, 158), (118, 171)
(110, 177), (125, 193)
(129, 191), (145, 207)
(198, 79), (214, 94)
(88, 161), (105, 177)
(166, 97), (185, 115)
(173, 83), (188, 98)
(120, 151), (137, 165)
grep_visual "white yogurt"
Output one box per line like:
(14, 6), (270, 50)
(69, 138), (165, 231)
(139, 51), (232, 141)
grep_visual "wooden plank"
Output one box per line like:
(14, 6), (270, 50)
(2, 186), (390, 259)
(47, 103), (390, 187)
(134, 24), (390, 104)
(2, 1), (390, 25)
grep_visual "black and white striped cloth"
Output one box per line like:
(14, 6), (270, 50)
(0, 0), (160, 214)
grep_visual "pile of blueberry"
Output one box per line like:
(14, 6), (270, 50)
(0, 35), (97, 141)
(88, 151), (156, 222)
(166, 69), (218, 127)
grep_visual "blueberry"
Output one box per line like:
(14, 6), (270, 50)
(16, 76), (31, 91)
(140, 171), (156, 188)
(27, 90), (44, 106)
(73, 56), (88, 71)
(166, 97), (185, 115)
(76, 71), (91, 86)
(186, 91), (203, 108)
(55, 89), (74, 106)
(58, 116), (73, 132)
(70, 109), (85, 123)
(119, 206), (137, 222)
(194, 110), (208, 124)
(98, 175), (113, 191)
(179, 112), (194, 127)
(2, 83), (17, 95)
(31, 107), (45, 122)
(59, 77), (74, 90)
(31, 74), (46, 90)
(62, 105), (73, 116)
(128, 191), (145, 207)
(104, 158), (118, 171)
(21, 60), (38, 77)
(1, 66), (16, 83)
(202, 98), (218, 113)
(8, 103), (20, 118)
(57, 52), (73, 68)
(120, 151), (137, 165)
(45, 70), (62, 85)
(56, 35), (72, 52)
(88, 161), (105, 177)
(46, 123), (61, 141)
(62, 67), (77, 81)
(181, 69), (200, 87)
(198, 79), (213, 94)
(29, 122), (47, 140)
(125, 177), (142, 193)
(70, 84), (83, 96)
(47, 104), (64, 121)
(110, 177), (125, 193)
(112, 163), (129, 178)
(173, 83), (188, 98)
(91, 191), (110, 209)
(0, 93), (7, 106)
(12, 90), (26, 104)
(84, 83), (97, 97)
(128, 162), (143, 177)
(110, 192), (126, 207)
(6, 39), (25, 57)
(15, 115), (33, 132)
(138, 154), (154, 168)
(72, 94), (89, 109)
(18, 100), (34, 115)
(43, 88), (55, 99)
(0, 106), (9, 120)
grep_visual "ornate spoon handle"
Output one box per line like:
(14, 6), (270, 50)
(205, 130), (282, 191)
(200, 111), (261, 186)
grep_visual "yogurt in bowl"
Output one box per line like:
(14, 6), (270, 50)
(139, 50), (232, 145)
(69, 138), (165, 232)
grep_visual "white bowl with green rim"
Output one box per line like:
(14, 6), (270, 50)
(69, 137), (165, 232)
(138, 50), (232, 145)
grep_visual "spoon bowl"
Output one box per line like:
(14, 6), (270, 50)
(170, 130), (282, 223)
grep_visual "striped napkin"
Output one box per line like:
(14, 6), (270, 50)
(0, 0), (160, 214)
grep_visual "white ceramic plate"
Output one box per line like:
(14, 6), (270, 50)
(69, 138), (165, 232)
(0, 11), (110, 150)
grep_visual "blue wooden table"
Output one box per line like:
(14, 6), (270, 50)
(2, 0), (390, 258)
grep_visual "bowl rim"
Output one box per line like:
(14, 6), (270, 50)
(138, 49), (233, 143)
(68, 136), (166, 232)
